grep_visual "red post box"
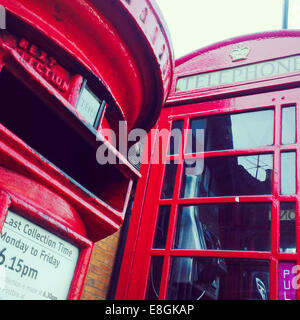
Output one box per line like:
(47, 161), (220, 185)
(116, 30), (300, 300)
(0, 0), (173, 299)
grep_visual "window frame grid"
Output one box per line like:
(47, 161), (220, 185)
(148, 97), (299, 300)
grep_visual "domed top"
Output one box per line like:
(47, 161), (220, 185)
(3, 0), (174, 131)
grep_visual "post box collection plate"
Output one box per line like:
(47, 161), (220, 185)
(76, 85), (102, 127)
(0, 210), (79, 300)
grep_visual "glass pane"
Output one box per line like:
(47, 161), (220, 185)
(187, 109), (274, 153)
(174, 203), (271, 251)
(153, 206), (171, 249)
(281, 106), (296, 145)
(161, 160), (178, 199)
(168, 120), (184, 155)
(281, 152), (296, 195)
(180, 154), (273, 198)
(278, 262), (296, 300)
(280, 203), (296, 253)
(167, 257), (269, 300)
(145, 256), (164, 300)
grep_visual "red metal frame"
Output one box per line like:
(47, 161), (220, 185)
(116, 31), (300, 300)
(118, 86), (300, 300)
(0, 0), (174, 240)
(0, 0), (174, 299)
(1, 0), (173, 132)
(118, 88), (300, 300)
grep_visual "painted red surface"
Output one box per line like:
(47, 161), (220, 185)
(0, 0), (173, 299)
(0, 0), (173, 235)
(116, 31), (300, 300)
(1, 0), (173, 131)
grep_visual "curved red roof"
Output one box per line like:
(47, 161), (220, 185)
(3, 0), (174, 131)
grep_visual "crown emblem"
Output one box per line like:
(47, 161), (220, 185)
(230, 44), (250, 62)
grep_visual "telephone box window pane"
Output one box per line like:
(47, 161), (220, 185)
(278, 262), (296, 300)
(145, 256), (164, 300)
(187, 109), (274, 153)
(161, 161), (178, 199)
(168, 120), (184, 155)
(281, 152), (296, 195)
(167, 257), (269, 300)
(280, 203), (296, 253)
(174, 203), (271, 251)
(281, 106), (296, 145)
(153, 206), (171, 249)
(180, 154), (273, 198)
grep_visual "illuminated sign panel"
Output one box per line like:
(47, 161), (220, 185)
(0, 210), (79, 300)
(176, 54), (300, 92)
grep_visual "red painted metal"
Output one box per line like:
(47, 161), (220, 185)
(116, 31), (300, 300)
(0, 170), (93, 300)
(0, 0), (173, 236)
(0, 1), (173, 225)
(0, 0), (173, 299)
(170, 30), (300, 105)
(1, 0), (173, 131)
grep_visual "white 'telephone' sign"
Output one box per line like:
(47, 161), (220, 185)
(0, 210), (79, 300)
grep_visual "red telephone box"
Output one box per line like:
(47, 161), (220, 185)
(116, 30), (300, 300)
(0, 0), (173, 299)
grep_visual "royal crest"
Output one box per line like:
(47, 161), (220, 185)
(230, 44), (250, 62)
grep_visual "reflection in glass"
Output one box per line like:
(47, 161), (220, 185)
(187, 109), (274, 153)
(174, 203), (271, 251)
(145, 256), (164, 300)
(167, 257), (269, 300)
(168, 120), (184, 155)
(180, 154), (273, 198)
(153, 206), (171, 249)
(281, 106), (296, 145)
(161, 160), (178, 199)
(281, 152), (296, 195)
(280, 203), (296, 253)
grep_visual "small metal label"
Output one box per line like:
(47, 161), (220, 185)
(76, 86), (101, 126)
